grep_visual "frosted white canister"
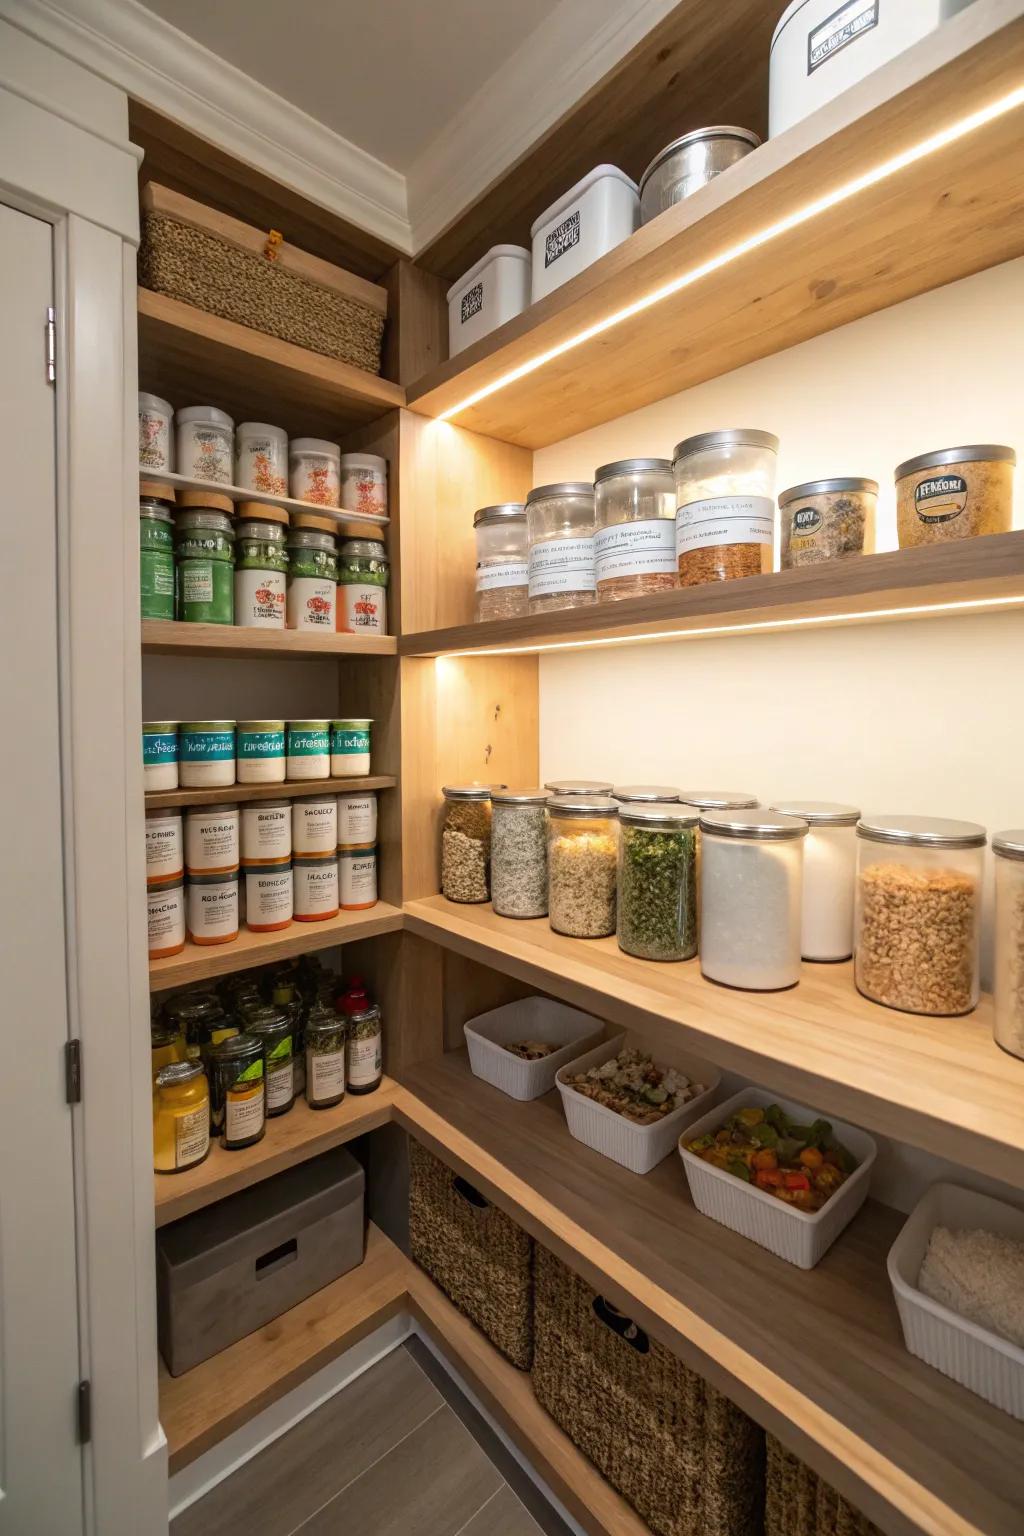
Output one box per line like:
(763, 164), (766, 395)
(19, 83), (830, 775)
(340, 453), (387, 520)
(143, 722), (178, 791)
(292, 795), (338, 858)
(145, 809), (183, 884)
(337, 792), (377, 847)
(184, 804), (240, 875)
(235, 422), (288, 497)
(770, 801), (859, 962)
(289, 438), (341, 507)
(236, 721), (286, 783)
(175, 405), (234, 484)
(241, 801), (291, 867)
(293, 856), (339, 921)
(700, 809), (807, 990)
(138, 392), (173, 473)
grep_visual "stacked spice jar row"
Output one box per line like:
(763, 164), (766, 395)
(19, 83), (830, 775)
(472, 436), (1017, 620)
(440, 783), (1024, 1045)
(143, 718), (373, 791)
(141, 484), (389, 636)
(151, 958), (384, 1173)
(146, 788), (379, 957)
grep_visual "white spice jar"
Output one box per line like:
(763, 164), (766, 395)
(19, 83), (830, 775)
(178, 722), (236, 788)
(340, 452), (387, 519)
(337, 791), (377, 847)
(290, 437), (341, 507)
(175, 405), (234, 485)
(245, 863), (293, 932)
(286, 720), (331, 780)
(235, 422), (288, 497)
(236, 721), (286, 783)
(340, 845), (377, 910)
(138, 392), (174, 473)
(293, 855), (339, 921)
(148, 876), (185, 958)
(186, 870), (239, 945)
(292, 795), (338, 857)
(241, 801), (291, 866)
(700, 809), (807, 990)
(184, 804), (240, 875)
(143, 721), (179, 791)
(145, 809), (183, 885)
(770, 800), (859, 961)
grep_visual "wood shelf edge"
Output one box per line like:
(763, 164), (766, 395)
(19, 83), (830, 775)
(144, 776), (397, 810)
(141, 620), (397, 658)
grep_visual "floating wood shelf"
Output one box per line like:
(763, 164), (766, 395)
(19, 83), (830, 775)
(145, 775), (395, 810)
(154, 1080), (399, 1227)
(403, 896), (1024, 1187)
(399, 533), (1024, 655)
(159, 1222), (409, 1473)
(396, 1057), (1024, 1536)
(138, 468), (388, 530)
(407, 7), (1024, 447)
(149, 902), (403, 990)
(138, 290), (404, 441)
(141, 619), (396, 658)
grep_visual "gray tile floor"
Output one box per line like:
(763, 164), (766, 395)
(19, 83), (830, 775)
(172, 1339), (571, 1536)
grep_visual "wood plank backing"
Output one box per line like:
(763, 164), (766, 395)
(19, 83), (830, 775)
(396, 1058), (1024, 1536)
(408, 7), (1024, 446)
(403, 897), (1024, 1187)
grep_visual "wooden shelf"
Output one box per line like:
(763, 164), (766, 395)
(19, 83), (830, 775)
(403, 896), (1024, 1187)
(138, 468), (388, 531)
(154, 1079), (399, 1227)
(141, 619), (396, 658)
(149, 902), (403, 991)
(145, 775), (395, 810)
(138, 289), (405, 442)
(399, 533), (1024, 655)
(396, 1055), (1024, 1536)
(407, 6), (1024, 447)
(159, 1222), (410, 1472)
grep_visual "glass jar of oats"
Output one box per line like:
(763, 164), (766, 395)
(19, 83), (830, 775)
(674, 429), (779, 586)
(594, 458), (677, 601)
(547, 796), (619, 938)
(855, 816), (986, 1017)
(993, 831), (1024, 1059)
(895, 445), (1015, 548)
(440, 784), (505, 904)
(526, 482), (596, 613)
(473, 504), (528, 622)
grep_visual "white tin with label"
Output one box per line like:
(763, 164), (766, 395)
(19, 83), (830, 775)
(530, 165), (638, 302)
(447, 245), (531, 357)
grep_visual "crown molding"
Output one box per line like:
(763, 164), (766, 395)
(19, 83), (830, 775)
(404, 0), (679, 253)
(0, 0), (414, 253)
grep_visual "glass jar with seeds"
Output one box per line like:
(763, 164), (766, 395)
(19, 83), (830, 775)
(993, 832), (1024, 1059)
(855, 816), (985, 1017)
(594, 458), (677, 601)
(474, 504), (528, 622)
(778, 478), (877, 568)
(547, 796), (619, 938)
(526, 482), (596, 613)
(617, 804), (698, 961)
(440, 784), (504, 904)
(674, 429), (779, 587)
(491, 789), (550, 918)
(700, 809), (807, 990)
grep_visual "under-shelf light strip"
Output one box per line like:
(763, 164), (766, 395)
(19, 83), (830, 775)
(438, 594), (1024, 657)
(436, 84), (1024, 423)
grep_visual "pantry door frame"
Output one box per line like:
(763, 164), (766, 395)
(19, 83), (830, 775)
(0, 27), (167, 1536)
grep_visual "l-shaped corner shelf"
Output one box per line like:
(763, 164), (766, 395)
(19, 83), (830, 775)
(406, 5), (1024, 448)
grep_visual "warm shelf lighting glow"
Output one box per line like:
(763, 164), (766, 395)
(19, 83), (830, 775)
(438, 594), (1024, 658)
(436, 84), (1024, 423)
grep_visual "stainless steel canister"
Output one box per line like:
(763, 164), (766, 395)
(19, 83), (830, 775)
(639, 126), (760, 224)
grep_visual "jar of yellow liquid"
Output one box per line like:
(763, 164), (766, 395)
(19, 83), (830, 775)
(153, 1061), (210, 1174)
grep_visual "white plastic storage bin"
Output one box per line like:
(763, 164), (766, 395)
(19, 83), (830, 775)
(770, 0), (977, 138)
(556, 1032), (719, 1175)
(678, 1088), (876, 1269)
(887, 1182), (1024, 1419)
(530, 166), (639, 302)
(447, 245), (531, 357)
(464, 998), (606, 1101)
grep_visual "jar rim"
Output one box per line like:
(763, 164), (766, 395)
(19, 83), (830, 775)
(895, 444), (1016, 480)
(238, 720), (285, 731)
(491, 788), (550, 803)
(145, 806), (181, 820)
(526, 482), (594, 505)
(700, 808), (807, 840)
(209, 1031), (261, 1059)
(594, 458), (673, 483)
(184, 802), (238, 816)
(144, 720), (179, 731)
(673, 429), (779, 463)
(442, 782), (506, 799)
(288, 719), (332, 729)
(473, 503), (527, 525)
(544, 779), (614, 795)
(678, 790), (758, 809)
(613, 785), (680, 802)
(548, 795), (619, 817)
(857, 815), (987, 849)
(180, 720), (235, 731)
(769, 800), (860, 826)
(155, 1061), (205, 1086)
(620, 804), (698, 827)
(994, 830), (1024, 860)
(778, 478), (878, 505)
(290, 437), (341, 456)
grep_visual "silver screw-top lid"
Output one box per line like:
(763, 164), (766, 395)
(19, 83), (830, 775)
(619, 803), (698, 828)
(673, 429), (779, 464)
(544, 779), (614, 796)
(594, 458), (673, 483)
(778, 479), (878, 506)
(700, 808), (807, 841)
(473, 503), (526, 526)
(442, 783), (507, 800)
(155, 1061), (205, 1087)
(856, 815), (987, 850)
(769, 800), (860, 827)
(526, 482), (594, 504)
(547, 795), (619, 818)
(994, 831), (1024, 861)
(678, 790), (758, 810)
(613, 785), (681, 803)
(895, 445), (1016, 480)
(491, 788), (550, 804)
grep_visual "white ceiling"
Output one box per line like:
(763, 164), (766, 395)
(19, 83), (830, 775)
(137, 0), (561, 171)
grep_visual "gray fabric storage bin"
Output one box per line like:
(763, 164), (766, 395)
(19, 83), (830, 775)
(157, 1145), (365, 1376)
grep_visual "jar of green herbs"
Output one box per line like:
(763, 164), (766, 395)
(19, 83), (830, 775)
(175, 505), (235, 625)
(617, 803), (698, 962)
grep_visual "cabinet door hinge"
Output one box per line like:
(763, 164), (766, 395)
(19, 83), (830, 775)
(65, 1039), (82, 1104)
(77, 1381), (91, 1445)
(46, 306), (56, 384)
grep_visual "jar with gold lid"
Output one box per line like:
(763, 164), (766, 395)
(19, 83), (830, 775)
(153, 1061), (210, 1174)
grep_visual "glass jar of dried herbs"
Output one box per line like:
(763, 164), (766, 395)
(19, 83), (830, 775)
(491, 789), (550, 918)
(440, 784), (505, 903)
(304, 1000), (347, 1110)
(617, 804), (698, 961)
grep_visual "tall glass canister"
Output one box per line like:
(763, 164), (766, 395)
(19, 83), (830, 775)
(547, 796), (619, 938)
(617, 804), (698, 961)
(594, 458), (677, 602)
(673, 429), (779, 587)
(770, 801), (859, 962)
(474, 504), (529, 622)
(526, 482), (596, 614)
(440, 784), (505, 904)
(994, 831), (1024, 1058)
(700, 809), (807, 989)
(491, 789), (549, 918)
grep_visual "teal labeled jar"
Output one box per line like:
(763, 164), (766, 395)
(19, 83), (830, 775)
(143, 720), (178, 791)
(139, 492), (176, 621)
(331, 718), (372, 778)
(287, 720), (331, 782)
(175, 497), (235, 625)
(237, 720), (286, 784)
(179, 720), (236, 789)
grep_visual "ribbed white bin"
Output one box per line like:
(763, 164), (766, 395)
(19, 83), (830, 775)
(556, 1032), (719, 1175)
(464, 997), (606, 1101)
(678, 1088), (876, 1269)
(888, 1182), (1024, 1420)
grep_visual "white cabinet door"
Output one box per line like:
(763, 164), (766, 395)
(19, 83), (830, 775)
(0, 202), (84, 1536)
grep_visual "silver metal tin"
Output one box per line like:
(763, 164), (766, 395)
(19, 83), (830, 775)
(895, 445), (1016, 481)
(525, 482), (594, 505)
(594, 458), (672, 484)
(613, 785), (681, 803)
(473, 503), (526, 526)
(778, 478), (878, 506)
(769, 800), (860, 827)
(547, 795), (619, 819)
(994, 831), (1024, 862)
(856, 815), (987, 850)
(673, 429), (779, 464)
(700, 808), (807, 841)
(640, 127), (760, 223)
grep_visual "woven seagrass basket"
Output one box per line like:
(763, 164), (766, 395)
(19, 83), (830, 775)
(408, 1140), (534, 1369)
(766, 1438), (882, 1536)
(532, 1246), (764, 1536)
(139, 185), (385, 374)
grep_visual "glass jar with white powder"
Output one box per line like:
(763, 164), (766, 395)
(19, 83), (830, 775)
(526, 483), (596, 613)
(699, 808), (807, 990)
(770, 801), (859, 962)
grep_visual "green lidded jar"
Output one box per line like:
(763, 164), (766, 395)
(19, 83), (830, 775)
(208, 1032), (265, 1150)
(617, 803), (699, 962)
(337, 538), (389, 636)
(286, 519), (338, 631)
(140, 491), (175, 621)
(245, 1006), (295, 1118)
(175, 496), (235, 625)
(234, 502), (288, 629)
(304, 1000), (347, 1110)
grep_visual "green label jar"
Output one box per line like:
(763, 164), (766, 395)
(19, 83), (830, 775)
(235, 517), (288, 629)
(331, 719), (372, 777)
(287, 720), (331, 781)
(143, 721), (179, 791)
(175, 509), (235, 626)
(179, 721), (236, 789)
(237, 720), (286, 784)
(140, 500), (175, 621)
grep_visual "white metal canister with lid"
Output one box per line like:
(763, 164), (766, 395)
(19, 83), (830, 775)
(287, 720), (331, 781)
(340, 846), (377, 910)
(145, 809), (183, 885)
(143, 722), (179, 791)
(178, 721), (236, 788)
(337, 791), (377, 847)
(184, 804), (240, 875)
(244, 863), (293, 932)
(292, 795), (338, 858)
(186, 870), (239, 945)
(236, 720), (286, 783)
(241, 801), (291, 866)
(331, 719), (372, 777)
(293, 856), (339, 921)
(148, 876), (185, 958)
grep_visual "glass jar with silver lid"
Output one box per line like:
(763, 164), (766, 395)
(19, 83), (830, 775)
(700, 809), (807, 991)
(618, 803), (698, 962)
(855, 816), (986, 1017)
(440, 783), (506, 904)
(547, 796), (619, 938)
(994, 831), (1024, 1058)
(526, 482), (595, 614)
(473, 503), (528, 623)
(491, 789), (550, 919)
(674, 429), (779, 587)
(770, 801), (859, 962)
(594, 459), (677, 602)
(639, 127), (761, 224)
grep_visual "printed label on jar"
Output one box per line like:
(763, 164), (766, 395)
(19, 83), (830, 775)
(332, 726), (370, 757)
(186, 813), (238, 870)
(235, 568), (286, 627)
(293, 801), (337, 854)
(338, 795), (377, 845)
(181, 731), (234, 761)
(246, 867), (293, 924)
(146, 817), (183, 879)
(238, 729), (285, 760)
(341, 847), (377, 908)
(528, 537), (596, 598)
(287, 577), (336, 629)
(265, 1041), (294, 1111)
(808, 0), (878, 74)
(594, 520), (676, 583)
(339, 583), (386, 634)
(348, 1033), (381, 1088)
(476, 560), (529, 592)
(242, 805), (291, 862)
(147, 886), (185, 951)
(545, 209), (580, 268)
(175, 1104), (209, 1168)
(226, 1077), (264, 1142)
(181, 564), (214, 605)
(294, 861), (339, 916)
(144, 731), (178, 765)
(914, 474), (968, 525)
(460, 281), (484, 325)
(289, 729), (330, 757)
(675, 496), (774, 555)
(310, 1049), (346, 1101)
(188, 881), (238, 939)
